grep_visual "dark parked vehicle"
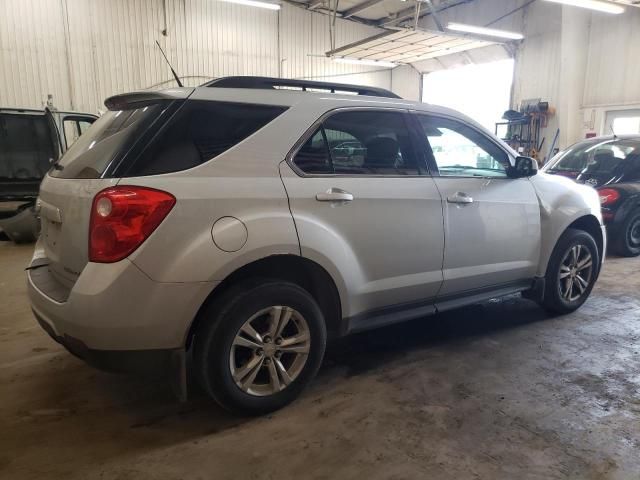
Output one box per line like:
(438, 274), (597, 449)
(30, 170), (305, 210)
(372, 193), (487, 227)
(543, 134), (640, 256)
(0, 106), (96, 242)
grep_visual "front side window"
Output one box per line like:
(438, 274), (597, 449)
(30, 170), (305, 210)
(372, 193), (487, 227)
(293, 110), (420, 175)
(417, 115), (509, 178)
(293, 128), (332, 175)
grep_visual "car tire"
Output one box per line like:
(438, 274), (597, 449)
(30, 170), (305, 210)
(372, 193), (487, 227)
(613, 210), (640, 257)
(193, 280), (327, 415)
(540, 228), (600, 315)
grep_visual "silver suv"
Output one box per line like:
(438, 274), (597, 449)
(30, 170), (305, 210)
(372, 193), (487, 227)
(28, 77), (606, 414)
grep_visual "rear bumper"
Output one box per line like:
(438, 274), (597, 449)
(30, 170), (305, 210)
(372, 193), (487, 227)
(32, 308), (179, 376)
(27, 244), (217, 355)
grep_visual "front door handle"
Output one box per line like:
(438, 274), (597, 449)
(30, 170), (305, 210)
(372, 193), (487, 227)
(316, 188), (354, 202)
(447, 192), (473, 204)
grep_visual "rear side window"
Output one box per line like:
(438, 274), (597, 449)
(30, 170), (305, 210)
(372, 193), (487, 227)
(50, 103), (166, 179)
(0, 113), (56, 180)
(293, 110), (420, 175)
(126, 101), (287, 176)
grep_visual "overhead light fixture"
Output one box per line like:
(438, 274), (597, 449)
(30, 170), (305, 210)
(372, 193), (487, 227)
(333, 57), (398, 68)
(447, 22), (524, 40)
(542, 0), (624, 14)
(219, 0), (280, 10)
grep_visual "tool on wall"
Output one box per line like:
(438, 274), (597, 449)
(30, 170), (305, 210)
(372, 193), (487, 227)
(495, 99), (555, 164)
(545, 128), (560, 164)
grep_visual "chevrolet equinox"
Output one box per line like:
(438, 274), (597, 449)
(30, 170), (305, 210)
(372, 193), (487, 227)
(28, 77), (606, 414)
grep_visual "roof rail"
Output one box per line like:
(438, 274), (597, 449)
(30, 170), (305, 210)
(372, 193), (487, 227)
(202, 76), (401, 99)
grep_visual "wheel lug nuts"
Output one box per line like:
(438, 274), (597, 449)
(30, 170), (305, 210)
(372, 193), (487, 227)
(275, 338), (282, 345)
(256, 349), (263, 356)
(264, 336), (271, 343)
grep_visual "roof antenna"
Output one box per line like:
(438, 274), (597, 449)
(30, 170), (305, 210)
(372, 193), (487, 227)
(609, 123), (617, 139)
(155, 40), (183, 88)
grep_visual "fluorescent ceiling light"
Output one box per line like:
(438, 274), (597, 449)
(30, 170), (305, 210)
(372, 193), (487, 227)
(542, 0), (624, 14)
(333, 57), (397, 68)
(220, 0), (280, 10)
(447, 22), (524, 40)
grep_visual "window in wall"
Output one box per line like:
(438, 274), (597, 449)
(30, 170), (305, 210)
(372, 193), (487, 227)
(612, 117), (640, 135)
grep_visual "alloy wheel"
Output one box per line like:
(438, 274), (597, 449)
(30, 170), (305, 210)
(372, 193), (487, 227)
(229, 306), (311, 396)
(558, 244), (593, 302)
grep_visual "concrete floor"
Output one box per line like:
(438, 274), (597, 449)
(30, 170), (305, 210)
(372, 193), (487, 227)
(1, 241), (640, 480)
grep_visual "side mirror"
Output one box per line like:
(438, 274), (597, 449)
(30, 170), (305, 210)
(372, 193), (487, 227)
(508, 156), (538, 178)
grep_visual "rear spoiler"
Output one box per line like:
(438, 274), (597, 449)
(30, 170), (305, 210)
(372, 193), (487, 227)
(104, 88), (194, 111)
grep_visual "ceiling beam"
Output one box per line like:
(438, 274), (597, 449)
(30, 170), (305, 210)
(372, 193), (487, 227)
(341, 0), (385, 18)
(377, 0), (473, 28)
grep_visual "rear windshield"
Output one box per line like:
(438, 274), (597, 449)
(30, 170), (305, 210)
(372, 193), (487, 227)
(0, 113), (56, 181)
(124, 101), (287, 176)
(49, 103), (167, 179)
(545, 139), (640, 175)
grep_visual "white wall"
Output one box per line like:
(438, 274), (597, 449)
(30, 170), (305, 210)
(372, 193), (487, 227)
(0, 0), (396, 113)
(514, 1), (640, 158)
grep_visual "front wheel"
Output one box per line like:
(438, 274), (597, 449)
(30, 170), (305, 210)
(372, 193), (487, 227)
(613, 210), (640, 257)
(540, 228), (600, 314)
(193, 280), (327, 415)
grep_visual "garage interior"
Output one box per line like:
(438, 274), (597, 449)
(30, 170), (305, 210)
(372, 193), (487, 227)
(2, 0), (640, 478)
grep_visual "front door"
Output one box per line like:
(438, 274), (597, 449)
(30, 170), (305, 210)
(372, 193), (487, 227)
(413, 113), (541, 297)
(280, 109), (445, 321)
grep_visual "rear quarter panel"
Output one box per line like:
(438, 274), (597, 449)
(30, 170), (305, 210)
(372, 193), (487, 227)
(124, 100), (322, 284)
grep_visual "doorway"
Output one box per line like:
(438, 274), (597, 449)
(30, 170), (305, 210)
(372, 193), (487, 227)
(421, 59), (515, 131)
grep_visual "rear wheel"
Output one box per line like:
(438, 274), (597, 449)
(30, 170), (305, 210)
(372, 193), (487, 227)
(540, 228), (599, 314)
(193, 280), (326, 415)
(613, 210), (640, 257)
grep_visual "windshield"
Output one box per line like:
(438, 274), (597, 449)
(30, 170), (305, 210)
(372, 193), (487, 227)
(545, 138), (640, 177)
(49, 103), (168, 179)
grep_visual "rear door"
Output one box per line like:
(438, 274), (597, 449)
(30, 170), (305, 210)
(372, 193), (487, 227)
(413, 113), (541, 297)
(280, 108), (445, 321)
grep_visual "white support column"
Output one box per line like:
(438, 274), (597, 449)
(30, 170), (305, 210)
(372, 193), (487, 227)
(557, 6), (591, 147)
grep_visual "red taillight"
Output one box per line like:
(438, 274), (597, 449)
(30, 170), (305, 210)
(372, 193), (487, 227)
(598, 188), (620, 206)
(89, 186), (176, 263)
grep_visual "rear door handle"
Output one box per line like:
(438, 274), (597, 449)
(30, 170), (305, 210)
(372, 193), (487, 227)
(316, 188), (354, 202)
(447, 192), (473, 204)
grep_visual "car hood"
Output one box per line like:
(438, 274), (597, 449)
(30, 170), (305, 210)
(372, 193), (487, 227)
(545, 169), (617, 188)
